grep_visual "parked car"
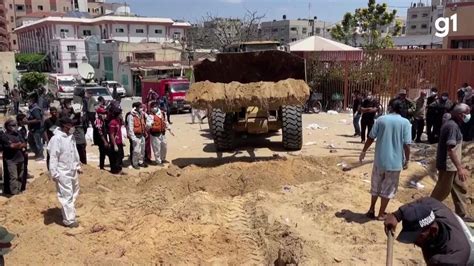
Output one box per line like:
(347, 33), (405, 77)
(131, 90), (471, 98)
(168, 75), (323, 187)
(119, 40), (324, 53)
(101, 81), (126, 97)
(72, 84), (113, 113)
(47, 74), (77, 99)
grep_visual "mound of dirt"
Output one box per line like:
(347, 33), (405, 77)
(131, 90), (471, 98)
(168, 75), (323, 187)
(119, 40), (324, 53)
(1, 156), (425, 265)
(186, 78), (310, 110)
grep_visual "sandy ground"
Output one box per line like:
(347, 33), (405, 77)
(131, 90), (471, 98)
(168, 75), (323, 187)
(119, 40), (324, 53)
(0, 111), (473, 265)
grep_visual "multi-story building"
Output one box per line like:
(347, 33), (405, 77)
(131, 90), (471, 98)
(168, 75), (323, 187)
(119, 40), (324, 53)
(260, 16), (333, 44)
(443, 0), (474, 48)
(406, 0), (444, 36)
(15, 14), (190, 80)
(3, 0), (125, 51)
(0, 0), (8, 51)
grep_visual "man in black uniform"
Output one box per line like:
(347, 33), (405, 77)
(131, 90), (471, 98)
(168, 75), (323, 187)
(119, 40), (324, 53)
(385, 197), (473, 265)
(426, 88), (439, 144)
(1, 119), (27, 196)
(359, 91), (379, 143)
(428, 92), (454, 144)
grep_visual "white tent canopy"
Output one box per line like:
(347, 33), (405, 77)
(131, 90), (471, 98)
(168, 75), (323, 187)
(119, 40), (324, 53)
(289, 36), (360, 51)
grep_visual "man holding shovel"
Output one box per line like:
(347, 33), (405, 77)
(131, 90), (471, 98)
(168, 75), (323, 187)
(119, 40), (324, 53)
(384, 197), (473, 265)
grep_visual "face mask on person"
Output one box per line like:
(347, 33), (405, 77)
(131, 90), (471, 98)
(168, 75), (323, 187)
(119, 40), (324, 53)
(441, 96), (448, 101)
(367, 95), (373, 100)
(464, 113), (471, 123)
(68, 127), (75, 135)
(152, 107), (158, 113)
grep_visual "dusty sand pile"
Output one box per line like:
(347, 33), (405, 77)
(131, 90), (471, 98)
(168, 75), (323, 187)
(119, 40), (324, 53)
(186, 78), (310, 110)
(1, 156), (428, 265)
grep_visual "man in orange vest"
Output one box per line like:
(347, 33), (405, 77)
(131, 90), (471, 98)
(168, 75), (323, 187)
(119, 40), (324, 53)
(146, 101), (169, 165)
(127, 102), (148, 169)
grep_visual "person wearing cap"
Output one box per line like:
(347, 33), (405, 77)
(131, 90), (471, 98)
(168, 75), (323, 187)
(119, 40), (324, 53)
(93, 107), (109, 171)
(360, 99), (412, 220)
(429, 92), (454, 144)
(431, 103), (473, 222)
(412, 91), (427, 143)
(390, 89), (416, 121)
(48, 117), (82, 228)
(384, 197), (473, 265)
(0, 226), (15, 264)
(1, 119), (27, 196)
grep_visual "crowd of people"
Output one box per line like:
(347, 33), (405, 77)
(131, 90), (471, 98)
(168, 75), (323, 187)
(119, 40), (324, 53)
(0, 87), (172, 228)
(353, 85), (474, 144)
(356, 87), (473, 264)
(1, 80), (473, 263)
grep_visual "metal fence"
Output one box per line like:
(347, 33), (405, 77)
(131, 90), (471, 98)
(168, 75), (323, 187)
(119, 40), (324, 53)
(295, 49), (474, 110)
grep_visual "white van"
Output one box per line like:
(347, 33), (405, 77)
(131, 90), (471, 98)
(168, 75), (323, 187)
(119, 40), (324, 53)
(48, 74), (77, 99)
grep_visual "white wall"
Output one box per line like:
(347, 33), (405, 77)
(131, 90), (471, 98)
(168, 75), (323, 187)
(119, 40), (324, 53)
(54, 24), (76, 38)
(170, 28), (184, 40)
(111, 23), (129, 42)
(78, 25), (97, 38)
(149, 25), (167, 42)
(52, 39), (87, 75)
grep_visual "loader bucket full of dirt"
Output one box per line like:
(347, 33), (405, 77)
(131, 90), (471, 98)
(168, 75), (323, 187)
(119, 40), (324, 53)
(186, 50), (308, 151)
(186, 79), (310, 111)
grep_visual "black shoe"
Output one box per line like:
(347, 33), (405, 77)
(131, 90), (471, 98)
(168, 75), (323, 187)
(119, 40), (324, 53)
(149, 161), (158, 166)
(132, 165), (140, 170)
(139, 163), (148, 168)
(162, 160), (169, 164)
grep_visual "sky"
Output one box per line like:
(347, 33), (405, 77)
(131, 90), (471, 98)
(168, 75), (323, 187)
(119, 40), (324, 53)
(128, 0), (424, 24)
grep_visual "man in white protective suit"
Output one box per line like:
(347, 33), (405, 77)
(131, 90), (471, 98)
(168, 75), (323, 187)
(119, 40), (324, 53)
(48, 117), (82, 228)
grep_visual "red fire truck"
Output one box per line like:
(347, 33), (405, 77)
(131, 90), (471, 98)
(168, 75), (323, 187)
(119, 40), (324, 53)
(141, 78), (191, 113)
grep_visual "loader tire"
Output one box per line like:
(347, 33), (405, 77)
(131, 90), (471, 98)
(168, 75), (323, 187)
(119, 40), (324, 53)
(211, 109), (235, 151)
(282, 105), (303, 150)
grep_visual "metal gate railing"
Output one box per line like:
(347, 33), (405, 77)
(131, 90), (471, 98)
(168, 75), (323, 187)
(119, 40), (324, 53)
(294, 49), (474, 110)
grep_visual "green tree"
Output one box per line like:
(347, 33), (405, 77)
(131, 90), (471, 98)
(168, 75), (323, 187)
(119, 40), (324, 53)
(20, 72), (47, 94)
(330, 13), (358, 46)
(331, 0), (401, 50)
(15, 53), (47, 71)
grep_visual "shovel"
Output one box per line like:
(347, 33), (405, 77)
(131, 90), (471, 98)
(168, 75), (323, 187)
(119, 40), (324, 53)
(386, 230), (394, 266)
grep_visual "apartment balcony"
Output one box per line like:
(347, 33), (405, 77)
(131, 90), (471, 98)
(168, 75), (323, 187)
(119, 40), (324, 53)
(0, 16), (6, 25)
(0, 3), (5, 13)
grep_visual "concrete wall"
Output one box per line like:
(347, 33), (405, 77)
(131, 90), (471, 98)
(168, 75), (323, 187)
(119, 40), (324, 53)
(97, 42), (182, 94)
(406, 6), (432, 35)
(260, 19), (332, 44)
(51, 38), (87, 75)
(0, 52), (16, 92)
(444, 3), (474, 48)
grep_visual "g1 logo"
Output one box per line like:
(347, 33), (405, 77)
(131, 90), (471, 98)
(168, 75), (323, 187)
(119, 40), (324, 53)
(435, 14), (457, 38)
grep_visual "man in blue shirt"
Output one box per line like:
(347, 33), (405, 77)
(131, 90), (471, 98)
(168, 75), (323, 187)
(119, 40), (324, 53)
(360, 99), (412, 220)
